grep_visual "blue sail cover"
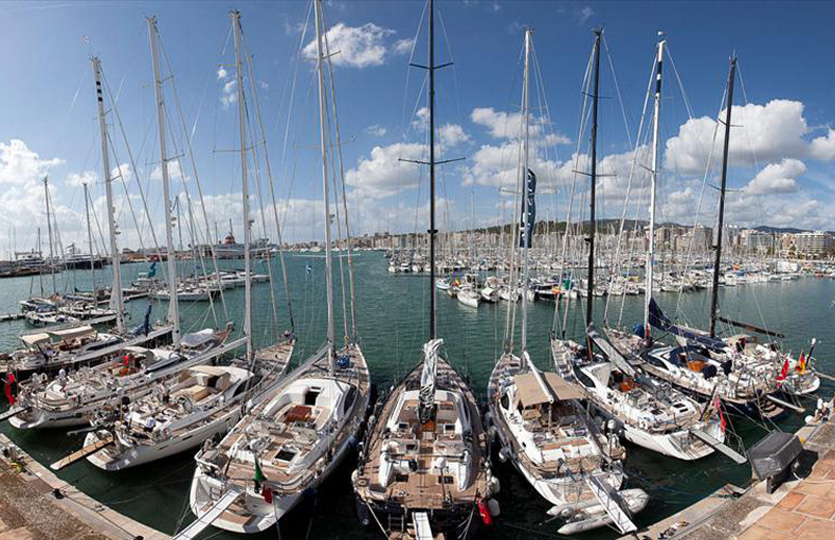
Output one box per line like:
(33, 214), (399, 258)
(647, 298), (726, 352)
(519, 169), (536, 248)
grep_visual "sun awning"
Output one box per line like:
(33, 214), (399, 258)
(47, 325), (96, 341)
(514, 372), (583, 407)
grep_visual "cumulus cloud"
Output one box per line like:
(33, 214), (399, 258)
(664, 99), (835, 174)
(303, 22), (411, 68)
(150, 160), (189, 183)
(67, 170), (97, 187)
(744, 158), (804, 195)
(0, 139), (62, 185)
(345, 142), (426, 199)
(471, 107), (570, 144)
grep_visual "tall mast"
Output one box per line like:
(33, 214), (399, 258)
(148, 16), (181, 347)
(84, 183), (96, 304)
(92, 57), (125, 333)
(428, 0), (437, 340)
(519, 27), (532, 351)
(314, 0), (336, 368)
(644, 35), (665, 336)
(43, 177), (57, 295)
(231, 10), (253, 362)
(586, 29), (602, 329)
(709, 56), (737, 338)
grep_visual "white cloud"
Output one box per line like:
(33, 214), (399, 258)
(0, 139), (62, 186)
(302, 22), (411, 68)
(67, 170), (97, 187)
(412, 107), (471, 149)
(345, 142), (426, 198)
(365, 124), (387, 137)
(392, 38), (415, 56)
(216, 67), (227, 80)
(220, 79), (237, 109)
(744, 158), (804, 195)
(470, 107), (569, 144)
(664, 99), (835, 174)
(578, 6), (594, 23)
(149, 160), (189, 183)
(809, 128), (835, 160)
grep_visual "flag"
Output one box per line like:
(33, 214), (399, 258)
(796, 352), (806, 374)
(519, 169), (536, 248)
(261, 483), (273, 504)
(148, 261), (157, 278)
(254, 455), (264, 485)
(4, 373), (15, 406)
(777, 358), (789, 382)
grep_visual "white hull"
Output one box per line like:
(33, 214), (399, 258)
(456, 293), (480, 308)
(189, 425), (356, 533)
(85, 408), (242, 471)
(621, 422), (715, 461)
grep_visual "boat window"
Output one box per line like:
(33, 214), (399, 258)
(276, 448), (296, 462)
(305, 388), (322, 406)
(443, 423), (455, 433)
(342, 385), (357, 414)
(500, 392), (510, 411)
(398, 422), (409, 432)
(394, 473), (409, 483)
(573, 366), (595, 388)
(645, 354), (667, 370)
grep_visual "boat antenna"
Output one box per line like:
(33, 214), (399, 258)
(709, 54), (737, 338)
(586, 28), (602, 330)
(92, 57), (126, 333)
(148, 16), (181, 348)
(232, 10), (254, 363)
(644, 32), (666, 337)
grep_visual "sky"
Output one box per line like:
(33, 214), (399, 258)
(1, 0), (834, 257)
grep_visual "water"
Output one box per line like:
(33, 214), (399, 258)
(1, 252), (832, 539)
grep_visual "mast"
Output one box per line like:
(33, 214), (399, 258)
(92, 57), (125, 333)
(519, 27), (532, 351)
(84, 183), (96, 304)
(148, 16), (181, 347)
(314, 0), (336, 368)
(428, 0), (438, 339)
(586, 29), (602, 329)
(231, 10), (254, 362)
(43, 177), (57, 295)
(644, 35), (666, 336)
(709, 56), (737, 338)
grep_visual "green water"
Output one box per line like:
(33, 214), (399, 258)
(1, 252), (833, 539)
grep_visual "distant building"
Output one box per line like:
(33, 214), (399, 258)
(794, 231), (835, 254)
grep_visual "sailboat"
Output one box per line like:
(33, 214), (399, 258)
(185, 5), (369, 535)
(605, 52), (800, 419)
(49, 15), (295, 472)
(353, 3), (497, 539)
(550, 31), (725, 466)
(488, 28), (647, 536)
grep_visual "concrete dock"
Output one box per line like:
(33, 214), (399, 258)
(624, 419), (835, 540)
(0, 433), (169, 540)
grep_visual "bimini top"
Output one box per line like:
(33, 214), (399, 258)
(513, 371), (583, 408)
(20, 325), (97, 347)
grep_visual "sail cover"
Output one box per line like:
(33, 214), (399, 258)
(587, 323), (636, 376)
(647, 299), (726, 352)
(419, 338), (442, 424)
(519, 169), (536, 248)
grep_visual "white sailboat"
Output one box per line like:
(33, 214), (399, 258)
(353, 4), (497, 539)
(51, 16), (295, 472)
(489, 28), (647, 536)
(185, 6), (369, 535)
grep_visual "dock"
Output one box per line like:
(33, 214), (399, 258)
(0, 433), (170, 540)
(624, 418), (835, 539)
(0, 312), (24, 322)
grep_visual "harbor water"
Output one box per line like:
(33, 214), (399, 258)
(1, 251), (832, 539)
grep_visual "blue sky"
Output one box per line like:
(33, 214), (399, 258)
(1, 0), (834, 255)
